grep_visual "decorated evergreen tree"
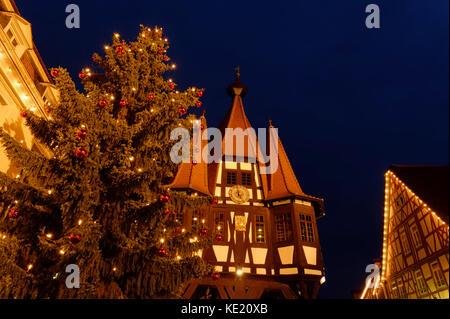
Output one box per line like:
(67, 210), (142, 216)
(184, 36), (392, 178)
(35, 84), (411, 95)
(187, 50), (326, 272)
(0, 26), (212, 298)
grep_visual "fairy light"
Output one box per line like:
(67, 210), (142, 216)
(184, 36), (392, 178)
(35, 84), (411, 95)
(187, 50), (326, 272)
(114, 33), (120, 38)
(48, 189), (52, 195)
(160, 238), (165, 244)
(59, 250), (65, 255)
(236, 269), (243, 276)
(129, 156), (135, 162)
(46, 234), (53, 239)
(105, 45), (110, 50)
(113, 267), (117, 272)
(27, 264), (33, 271)
(137, 168), (142, 173)
(15, 174), (20, 179)
(78, 219), (82, 225)
(177, 256), (181, 260)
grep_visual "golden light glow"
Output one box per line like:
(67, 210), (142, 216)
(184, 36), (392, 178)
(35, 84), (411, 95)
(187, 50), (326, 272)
(59, 250), (65, 255)
(46, 234), (53, 239)
(27, 264), (33, 271)
(160, 238), (165, 244)
(78, 219), (82, 225)
(236, 269), (243, 276)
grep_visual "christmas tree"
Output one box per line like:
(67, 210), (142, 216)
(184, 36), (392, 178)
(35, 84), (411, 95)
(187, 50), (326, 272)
(0, 26), (212, 298)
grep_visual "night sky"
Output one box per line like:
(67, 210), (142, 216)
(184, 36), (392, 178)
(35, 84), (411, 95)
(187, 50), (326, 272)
(16, 0), (448, 298)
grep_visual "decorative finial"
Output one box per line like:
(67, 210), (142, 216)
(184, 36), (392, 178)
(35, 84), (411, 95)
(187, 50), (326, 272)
(202, 109), (206, 117)
(269, 119), (272, 127)
(235, 66), (240, 80)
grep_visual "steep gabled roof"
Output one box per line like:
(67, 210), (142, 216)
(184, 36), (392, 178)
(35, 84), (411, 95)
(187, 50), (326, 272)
(389, 165), (449, 223)
(263, 122), (304, 200)
(167, 116), (212, 196)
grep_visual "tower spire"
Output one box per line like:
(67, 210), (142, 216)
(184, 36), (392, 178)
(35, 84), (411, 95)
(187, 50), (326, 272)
(227, 66), (248, 98)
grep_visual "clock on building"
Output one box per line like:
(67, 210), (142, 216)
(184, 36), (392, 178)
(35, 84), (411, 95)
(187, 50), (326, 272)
(229, 185), (250, 204)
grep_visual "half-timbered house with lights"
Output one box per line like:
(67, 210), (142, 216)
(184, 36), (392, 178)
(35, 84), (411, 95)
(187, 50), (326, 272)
(361, 165), (449, 299)
(168, 74), (326, 299)
(0, 0), (57, 176)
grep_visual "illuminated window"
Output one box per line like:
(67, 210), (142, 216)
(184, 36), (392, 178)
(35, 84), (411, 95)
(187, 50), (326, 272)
(255, 215), (265, 243)
(226, 171), (236, 185)
(215, 213), (225, 235)
(241, 173), (252, 186)
(410, 224), (422, 248)
(192, 209), (204, 226)
(414, 270), (428, 297)
(300, 215), (314, 242)
(400, 229), (411, 254)
(275, 214), (293, 242)
(431, 262), (447, 289)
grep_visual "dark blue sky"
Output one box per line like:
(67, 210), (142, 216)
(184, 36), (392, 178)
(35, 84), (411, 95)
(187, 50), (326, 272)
(17, 0), (448, 298)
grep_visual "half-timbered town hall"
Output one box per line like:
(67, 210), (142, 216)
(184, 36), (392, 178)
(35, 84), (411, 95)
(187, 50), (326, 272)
(168, 74), (326, 299)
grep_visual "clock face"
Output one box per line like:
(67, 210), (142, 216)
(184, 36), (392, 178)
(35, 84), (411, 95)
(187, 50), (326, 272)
(229, 185), (250, 204)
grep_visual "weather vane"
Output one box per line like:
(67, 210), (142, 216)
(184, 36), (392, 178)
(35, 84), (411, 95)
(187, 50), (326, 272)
(235, 66), (240, 80)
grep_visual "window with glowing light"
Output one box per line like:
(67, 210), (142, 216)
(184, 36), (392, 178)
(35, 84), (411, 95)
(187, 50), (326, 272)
(215, 213), (225, 236)
(255, 215), (265, 243)
(414, 270), (429, 297)
(192, 209), (205, 227)
(431, 262), (447, 289)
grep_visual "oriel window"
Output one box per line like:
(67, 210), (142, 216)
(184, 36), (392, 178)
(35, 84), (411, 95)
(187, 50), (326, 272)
(300, 214), (314, 242)
(275, 213), (293, 242)
(255, 215), (265, 243)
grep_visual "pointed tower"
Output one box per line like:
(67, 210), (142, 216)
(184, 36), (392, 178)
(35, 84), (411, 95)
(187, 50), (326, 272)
(172, 70), (326, 299)
(167, 114), (211, 196)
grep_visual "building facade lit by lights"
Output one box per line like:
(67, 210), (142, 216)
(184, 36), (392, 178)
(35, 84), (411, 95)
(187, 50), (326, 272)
(168, 74), (326, 299)
(361, 165), (449, 299)
(0, 0), (57, 176)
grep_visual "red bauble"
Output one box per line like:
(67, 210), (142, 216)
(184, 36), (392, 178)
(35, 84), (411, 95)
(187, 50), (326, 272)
(77, 130), (87, 141)
(99, 100), (107, 107)
(165, 209), (172, 217)
(79, 72), (86, 79)
(51, 69), (59, 77)
(196, 102), (202, 108)
(158, 50), (163, 55)
(148, 94), (154, 101)
(116, 45), (123, 52)
(211, 272), (220, 280)
(93, 56), (97, 62)
(68, 233), (82, 244)
(163, 56), (169, 61)
(196, 91), (203, 97)
(159, 194), (170, 204)
(158, 247), (167, 257)
(8, 209), (19, 219)
(120, 100), (128, 107)
(45, 108), (51, 114)
(192, 160), (198, 166)
(173, 226), (181, 234)
(20, 111), (27, 118)
(200, 228), (208, 236)
(211, 198), (218, 205)
(75, 148), (88, 159)
(169, 83), (175, 90)
(178, 107), (186, 115)
(215, 234), (223, 241)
